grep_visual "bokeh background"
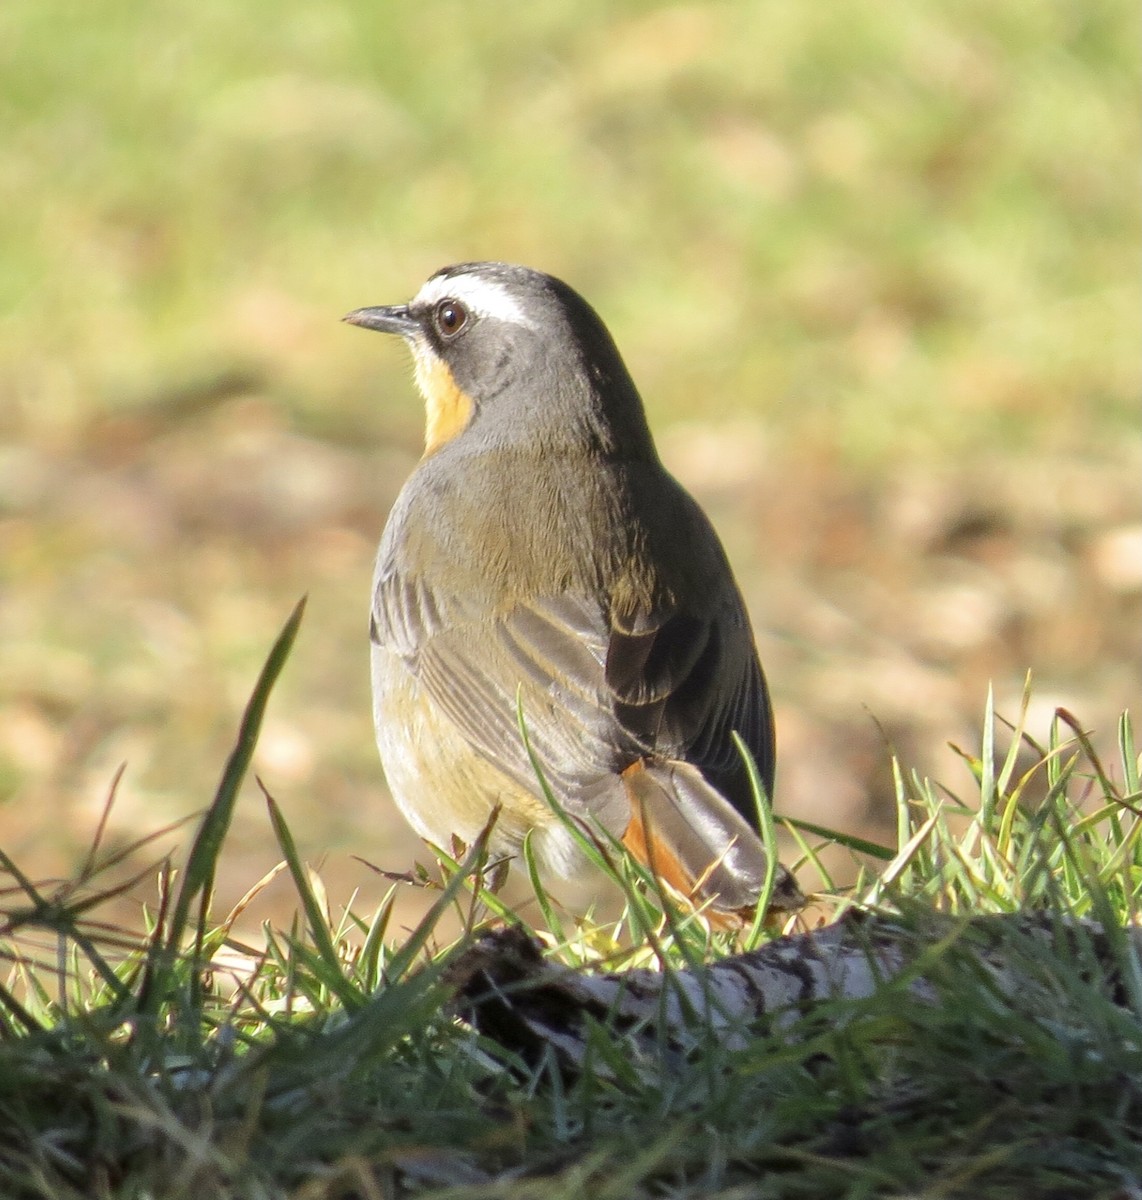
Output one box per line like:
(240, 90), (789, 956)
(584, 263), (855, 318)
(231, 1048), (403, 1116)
(1, 1), (1137, 933)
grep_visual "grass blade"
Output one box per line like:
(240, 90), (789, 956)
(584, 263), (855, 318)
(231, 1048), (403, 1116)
(141, 598), (305, 1014)
(264, 785), (361, 1010)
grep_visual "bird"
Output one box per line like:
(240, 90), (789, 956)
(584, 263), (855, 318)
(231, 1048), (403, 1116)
(344, 262), (802, 924)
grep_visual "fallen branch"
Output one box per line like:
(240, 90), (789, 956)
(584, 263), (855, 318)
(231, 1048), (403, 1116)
(448, 911), (1140, 1073)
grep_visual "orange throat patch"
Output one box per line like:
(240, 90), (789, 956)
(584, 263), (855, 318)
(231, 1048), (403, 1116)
(414, 351), (474, 455)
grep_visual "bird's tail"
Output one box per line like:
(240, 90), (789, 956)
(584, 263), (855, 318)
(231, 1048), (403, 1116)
(619, 759), (803, 925)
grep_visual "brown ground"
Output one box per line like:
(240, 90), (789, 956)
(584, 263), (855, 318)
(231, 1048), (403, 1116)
(0, 389), (1138, 944)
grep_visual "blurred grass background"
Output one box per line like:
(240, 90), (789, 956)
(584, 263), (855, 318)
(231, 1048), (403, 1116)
(0, 0), (1137, 928)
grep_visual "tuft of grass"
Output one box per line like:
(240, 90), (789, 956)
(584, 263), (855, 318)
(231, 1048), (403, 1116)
(856, 678), (1142, 920)
(0, 614), (1138, 1197)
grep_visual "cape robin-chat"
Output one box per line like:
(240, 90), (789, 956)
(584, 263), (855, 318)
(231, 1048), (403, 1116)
(345, 262), (802, 923)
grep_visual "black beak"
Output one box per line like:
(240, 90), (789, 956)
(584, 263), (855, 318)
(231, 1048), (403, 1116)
(342, 304), (419, 337)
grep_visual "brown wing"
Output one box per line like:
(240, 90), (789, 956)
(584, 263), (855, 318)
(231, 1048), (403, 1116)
(373, 568), (800, 917)
(605, 592), (775, 823)
(372, 568), (774, 829)
(374, 574), (626, 817)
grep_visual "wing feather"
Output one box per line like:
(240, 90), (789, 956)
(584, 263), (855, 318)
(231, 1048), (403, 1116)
(372, 566), (774, 827)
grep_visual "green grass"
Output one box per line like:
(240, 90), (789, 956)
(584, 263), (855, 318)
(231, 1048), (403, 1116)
(0, 611), (1139, 1198)
(0, 0), (1135, 932)
(0, 6), (1138, 1194)
(2, 1), (1135, 460)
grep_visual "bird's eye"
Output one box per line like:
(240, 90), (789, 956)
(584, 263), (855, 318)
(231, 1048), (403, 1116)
(434, 299), (469, 337)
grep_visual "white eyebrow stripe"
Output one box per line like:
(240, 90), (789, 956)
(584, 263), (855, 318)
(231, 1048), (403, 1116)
(413, 273), (535, 329)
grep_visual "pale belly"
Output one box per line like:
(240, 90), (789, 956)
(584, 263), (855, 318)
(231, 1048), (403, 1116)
(370, 644), (584, 879)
